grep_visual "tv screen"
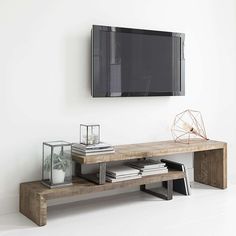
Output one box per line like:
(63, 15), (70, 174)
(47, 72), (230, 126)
(92, 25), (185, 97)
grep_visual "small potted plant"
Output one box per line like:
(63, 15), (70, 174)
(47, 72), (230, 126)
(44, 151), (70, 184)
(42, 141), (72, 188)
(44, 152), (70, 184)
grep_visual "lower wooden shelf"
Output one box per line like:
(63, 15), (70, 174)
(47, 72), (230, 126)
(20, 170), (184, 226)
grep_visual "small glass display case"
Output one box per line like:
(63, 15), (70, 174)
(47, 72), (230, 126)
(42, 141), (72, 188)
(80, 124), (100, 145)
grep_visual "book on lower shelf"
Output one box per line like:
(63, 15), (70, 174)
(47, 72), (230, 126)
(161, 159), (191, 196)
(127, 159), (168, 177)
(127, 159), (166, 169)
(106, 175), (141, 183)
(105, 166), (141, 183)
(141, 169), (168, 176)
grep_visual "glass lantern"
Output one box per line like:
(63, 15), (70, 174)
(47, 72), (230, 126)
(42, 141), (72, 188)
(80, 124), (100, 145)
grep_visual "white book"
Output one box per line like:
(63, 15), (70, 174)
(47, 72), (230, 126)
(127, 160), (166, 170)
(106, 172), (140, 178)
(128, 164), (166, 171)
(73, 142), (113, 150)
(72, 150), (115, 156)
(106, 175), (141, 183)
(185, 167), (191, 195)
(72, 147), (114, 153)
(141, 169), (168, 176)
(141, 167), (168, 172)
(106, 166), (140, 177)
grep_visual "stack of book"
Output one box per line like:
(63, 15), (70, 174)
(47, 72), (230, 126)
(72, 142), (114, 156)
(127, 159), (168, 176)
(106, 166), (141, 183)
(161, 159), (191, 195)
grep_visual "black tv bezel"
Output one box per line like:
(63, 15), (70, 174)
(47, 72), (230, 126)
(91, 25), (185, 97)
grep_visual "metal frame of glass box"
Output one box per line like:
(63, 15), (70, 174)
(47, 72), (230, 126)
(41, 141), (72, 188)
(80, 124), (100, 145)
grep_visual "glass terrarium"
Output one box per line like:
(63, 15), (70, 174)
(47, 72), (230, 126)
(80, 124), (100, 145)
(42, 141), (72, 188)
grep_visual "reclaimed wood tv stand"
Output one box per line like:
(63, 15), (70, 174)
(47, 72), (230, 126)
(20, 139), (227, 226)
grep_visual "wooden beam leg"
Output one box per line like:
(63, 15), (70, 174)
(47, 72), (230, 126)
(194, 146), (227, 189)
(75, 162), (106, 185)
(20, 183), (47, 226)
(98, 163), (106, 185)
(140, 180), (173, 200)
(75, 162), (83, 176)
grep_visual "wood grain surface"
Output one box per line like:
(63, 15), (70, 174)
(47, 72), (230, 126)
(194, 145), (227, 189)
(20, 170), (184, 226)
(72, 139), (226, 164)
(20, 139), (227, 226)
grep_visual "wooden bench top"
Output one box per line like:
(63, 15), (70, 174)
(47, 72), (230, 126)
(20, 170), (184, 200)
(72, 139), (226, 164)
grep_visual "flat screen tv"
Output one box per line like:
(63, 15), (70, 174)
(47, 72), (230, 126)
(92, 25), (185, 97)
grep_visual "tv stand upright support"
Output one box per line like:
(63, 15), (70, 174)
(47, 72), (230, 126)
(140, 180), (173, 200)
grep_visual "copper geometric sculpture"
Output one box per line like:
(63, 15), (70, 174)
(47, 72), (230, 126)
(171, 109), (208, 144)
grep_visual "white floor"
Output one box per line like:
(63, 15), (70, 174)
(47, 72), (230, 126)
(0, 182), (235, 236)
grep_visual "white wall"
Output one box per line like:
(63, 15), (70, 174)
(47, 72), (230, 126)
(0, 0), (236, 215)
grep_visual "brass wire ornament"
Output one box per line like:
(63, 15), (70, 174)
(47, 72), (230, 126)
(171, 109), (208, 144)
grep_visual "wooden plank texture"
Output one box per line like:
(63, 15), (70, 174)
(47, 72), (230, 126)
(20, 183), (47, 226)
(194, 144), (227, 189)
(20, 170), (184, 200)
(72, 140), (226, 164)
(20, 170), (184, 226)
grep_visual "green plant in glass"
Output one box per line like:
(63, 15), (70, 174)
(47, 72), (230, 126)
(44, 151), (70, 184)
(42, 141), (72, 188)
